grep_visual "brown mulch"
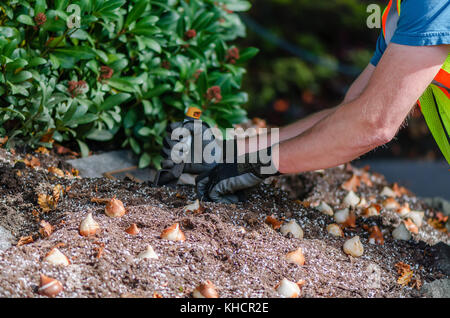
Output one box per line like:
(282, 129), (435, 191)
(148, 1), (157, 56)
(0, 148), (448, 298)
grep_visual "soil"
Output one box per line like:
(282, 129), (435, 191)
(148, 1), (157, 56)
(0, 148), (448, 298)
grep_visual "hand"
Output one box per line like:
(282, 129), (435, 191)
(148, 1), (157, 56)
(196, 147), (280, 203)
(161, 119), (221, 174)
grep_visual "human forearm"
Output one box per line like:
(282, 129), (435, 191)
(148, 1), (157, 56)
(273, 98), (387, 173)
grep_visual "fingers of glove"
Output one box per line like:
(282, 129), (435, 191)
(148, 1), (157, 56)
(208, 173), (261, 203)
(196, 172), (211, 201)
(166, 121), (183, 133)
(161, 159), (174, 169)
(209, 192), (240, 204)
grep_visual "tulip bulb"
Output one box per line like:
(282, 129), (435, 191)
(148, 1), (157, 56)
(403, 219), (419, 234)
(363, 204), (381, 217)
(38, 274), (63, 297)
(327, 224), (344, 237)
(380, 186), (396, 197)
(192, 280), (219, 298)
(137, 245), (158, 260)
(161, 223), (186, 241)
(343, 236), (364, 257)
(280, 220), (303, 239)
(407, 211), (424, 228)
(392, 223), (411, 241)
(125, 223), (140, 235)
(183, 199), (203, 214)
(43, 248), (70, 266)
(275, 278), (301, 298)
(396, 203), (411, 217)
(284, 248), (305, 266)
(105, 198), (126, 217)
(382, 198), (400, 210)
(79, 213), (100, 236)
(317, 202), (333, 216)
(343, 191), (360, 208)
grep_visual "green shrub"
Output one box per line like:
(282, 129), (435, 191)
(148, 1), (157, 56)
(0, 0), (258, 168)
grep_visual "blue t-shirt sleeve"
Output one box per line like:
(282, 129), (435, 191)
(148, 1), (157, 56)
(371, 0), (450, 67)
(370, 33), (387, 67)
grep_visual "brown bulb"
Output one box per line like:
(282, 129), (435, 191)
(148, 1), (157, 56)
(105, 198), (126, 217)
(38, 274), (63, 297)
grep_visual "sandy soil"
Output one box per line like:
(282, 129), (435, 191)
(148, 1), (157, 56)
(0, 148), (448, 298)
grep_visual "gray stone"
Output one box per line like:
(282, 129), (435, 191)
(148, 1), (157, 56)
(67, 150), (138, 178)
(0, 226), (14, 252)
(432, 242), (450, 276)
(421, 279), (450, 298)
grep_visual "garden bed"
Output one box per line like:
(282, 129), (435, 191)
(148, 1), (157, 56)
(0, 148), (448, 298)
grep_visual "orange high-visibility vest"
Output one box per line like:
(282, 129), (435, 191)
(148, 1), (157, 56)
(382, 0), (450, 163)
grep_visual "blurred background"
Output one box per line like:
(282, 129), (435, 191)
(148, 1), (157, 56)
(236, 0), (448, 198)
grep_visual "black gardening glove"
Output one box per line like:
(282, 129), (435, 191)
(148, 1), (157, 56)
(196, 146), (280, 204)
(161, 119), (221, 175)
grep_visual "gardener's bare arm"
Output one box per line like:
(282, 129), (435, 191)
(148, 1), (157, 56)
(239, 63), (376, 155)
(273, 43), (449, 173)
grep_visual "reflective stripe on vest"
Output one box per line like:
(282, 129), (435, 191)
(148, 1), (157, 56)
(381, 0), (450, 163)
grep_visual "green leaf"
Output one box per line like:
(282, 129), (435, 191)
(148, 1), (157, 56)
(5, 59), (28, 72)
(17, 15), (35, 26)
(129, 137), (141, 154)
(125, 0), (148, 27)
(237, 47), (259, 63)
(225, 1), (252, 12)
(86, 129), (114, 141)
(107, 78), (136, 93)
(77, 139), (90, 157)
(139, 152), (151, 168)
(143, 84), (171, 99)
(53, 47), (96, 60)
(100, 93), (131, 111)
(9, 71), (33, 84)
(137, 127), (152, 136)
(123, 109), (137, 128)
(28, 57), (47, 67)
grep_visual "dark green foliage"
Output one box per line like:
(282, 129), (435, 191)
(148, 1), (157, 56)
(0, 0), (257, 168)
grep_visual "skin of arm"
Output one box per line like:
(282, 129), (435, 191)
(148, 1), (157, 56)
(273, 43), (449, 173)
(279, 63), (376, 141)
(238, 62), (375, 155)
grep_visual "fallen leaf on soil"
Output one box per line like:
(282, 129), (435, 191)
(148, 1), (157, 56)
(24, 156), (40, 168)
(427, 218), (448, 233)
(367, 225), (384, 245)
(52, 184), (64, 204)
(341, 174), (360, 192)
(93, 241), (105, 258)
(35, 147), (50, 155)
(54, 143), (79, 156)
(91, 197), (111, 204)
(265, 215), (283, 230)
(38, 193), (56, 213)
(39, 220), (54, 238)
(403, 219), (419, 234)
(0, 136), (8, 147)
(48, 167), (65, 177)
(395, 262), (413, 287)
(17, 235), (34, 246)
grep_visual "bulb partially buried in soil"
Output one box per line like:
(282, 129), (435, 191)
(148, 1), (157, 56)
(161, 223), (186, 242)
(43, 248), (70, 266)
(38, 274), (63, 297)
(79, 213), (100, 237)
(192, 280), (219, 298)
(343, 236), (364, 257)
(275, 278), (302, 298)
(105, 198), (126, 217)
(284, 248), (305, 266)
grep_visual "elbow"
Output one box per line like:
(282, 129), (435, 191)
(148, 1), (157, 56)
(363, 120), (397, 148)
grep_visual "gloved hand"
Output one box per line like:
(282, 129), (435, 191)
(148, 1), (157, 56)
(161, 119), (221, 175)
(196, 146), (280, 204)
